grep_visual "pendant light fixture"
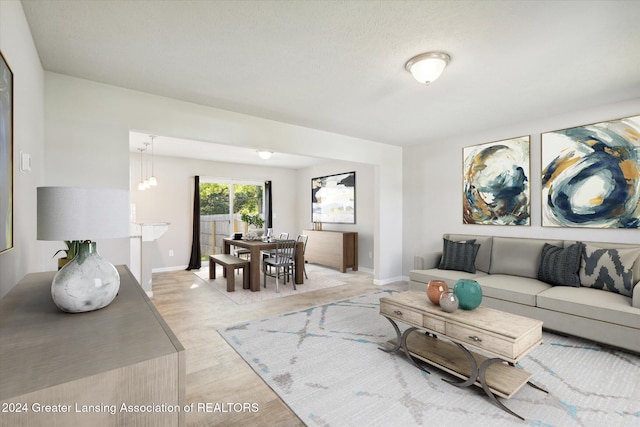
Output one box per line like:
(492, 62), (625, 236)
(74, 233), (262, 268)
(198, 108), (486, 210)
(405, 51), (451, 86)
(137, 148), (146, 191)
(148, 135), (158, 186)
(138, 148), (147, 191)
(143, 142), (151, 189)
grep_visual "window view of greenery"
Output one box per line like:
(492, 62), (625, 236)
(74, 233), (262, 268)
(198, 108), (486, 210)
(199, 182), (264, 259)
(200, 183), (230, 215)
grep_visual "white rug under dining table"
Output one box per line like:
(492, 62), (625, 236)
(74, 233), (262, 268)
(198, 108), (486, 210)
(193, 263), (355, 305)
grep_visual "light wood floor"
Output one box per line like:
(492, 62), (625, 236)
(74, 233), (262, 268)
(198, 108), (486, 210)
(151, 264), (407, 426)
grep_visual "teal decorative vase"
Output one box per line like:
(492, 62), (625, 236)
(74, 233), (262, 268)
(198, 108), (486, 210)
(453, 279), (483, 310)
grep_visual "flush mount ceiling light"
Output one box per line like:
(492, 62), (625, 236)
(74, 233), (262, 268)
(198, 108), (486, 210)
(257, 150), (273, 160)
(405, 51), (451, 86)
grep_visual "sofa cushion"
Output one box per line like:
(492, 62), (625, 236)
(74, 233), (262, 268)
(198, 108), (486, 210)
(438, 238), (480, 273)
(444, 234), (493, 273)
(409, 268), (488, 286)
(537, 286), (640, 328)
(579, 245), (640, 297)
(490, 237), (564, 279)
(476, 274), (551, 307)
(537, 242), (584, 287)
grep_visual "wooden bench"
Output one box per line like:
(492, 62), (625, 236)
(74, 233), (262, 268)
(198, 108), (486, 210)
(209, 254), (250, 292)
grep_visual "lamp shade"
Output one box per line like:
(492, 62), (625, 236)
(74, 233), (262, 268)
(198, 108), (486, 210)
(37, 187), (130, 241)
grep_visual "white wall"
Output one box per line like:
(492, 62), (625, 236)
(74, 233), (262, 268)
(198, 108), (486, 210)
(402, 98), (640, 275)
(130, 153), (301, 270)
(0, 1), (45, 298)
(297, 161), (375, 271)
(41, 73), (403, 283)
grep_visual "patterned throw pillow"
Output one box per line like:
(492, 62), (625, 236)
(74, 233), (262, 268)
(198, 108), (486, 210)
(579, 245), (640, 297)
(438, 238), (480, 274)
(537, 242), (584, 287)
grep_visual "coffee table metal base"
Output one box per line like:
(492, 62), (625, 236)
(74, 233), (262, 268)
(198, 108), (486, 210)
(380, 316), (547, 420)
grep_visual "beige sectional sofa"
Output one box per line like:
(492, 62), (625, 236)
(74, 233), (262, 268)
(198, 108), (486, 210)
(409, 234), (640, 354)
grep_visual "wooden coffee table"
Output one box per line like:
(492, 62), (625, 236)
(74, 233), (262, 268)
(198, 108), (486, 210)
(379, 291), (546, 420)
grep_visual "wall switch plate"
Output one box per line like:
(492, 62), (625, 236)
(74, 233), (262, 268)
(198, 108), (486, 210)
(169, 250), (174, 257)
(19, 151), (31, 172)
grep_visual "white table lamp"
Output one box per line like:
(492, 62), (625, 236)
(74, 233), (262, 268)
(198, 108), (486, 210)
(37, 187), (130, 313)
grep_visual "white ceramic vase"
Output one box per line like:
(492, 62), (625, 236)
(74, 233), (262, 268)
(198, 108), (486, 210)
(51, 241), (120, 313)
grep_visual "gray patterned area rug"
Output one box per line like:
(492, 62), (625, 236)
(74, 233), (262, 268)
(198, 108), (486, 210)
(218, 291), (640, 426)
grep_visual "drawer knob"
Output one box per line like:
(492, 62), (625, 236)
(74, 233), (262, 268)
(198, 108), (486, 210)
(394, 310), (402, 316)
(468, 335), (482, 342)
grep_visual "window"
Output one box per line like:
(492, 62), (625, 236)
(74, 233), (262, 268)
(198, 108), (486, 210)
(199, 178), (264, 259)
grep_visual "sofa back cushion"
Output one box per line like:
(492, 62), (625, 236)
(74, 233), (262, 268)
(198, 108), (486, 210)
(444, 234), (493, 273)
(490, 237), (564, 278)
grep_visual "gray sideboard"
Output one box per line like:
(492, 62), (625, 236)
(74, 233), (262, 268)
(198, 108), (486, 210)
(0, 266), (185, 427)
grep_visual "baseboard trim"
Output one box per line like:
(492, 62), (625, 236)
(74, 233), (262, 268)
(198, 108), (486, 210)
(373, 275), (405, 286)
(152, 265), (189, 273)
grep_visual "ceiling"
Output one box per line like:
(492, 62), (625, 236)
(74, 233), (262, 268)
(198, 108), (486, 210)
(21, 0), (640, 165)
(129, 131), (327, 168)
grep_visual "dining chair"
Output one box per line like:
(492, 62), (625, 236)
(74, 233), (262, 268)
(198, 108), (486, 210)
(262, 232), (290, 273)
(262, 239), (297, 293)
(234, 246), (251, 259)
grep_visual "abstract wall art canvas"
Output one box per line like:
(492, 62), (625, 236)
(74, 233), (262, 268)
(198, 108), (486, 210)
(0, 51), (12, 253)
(542, 115), (640, 229)
(312, 172), (355, 224)
(463, 136), (530, 225)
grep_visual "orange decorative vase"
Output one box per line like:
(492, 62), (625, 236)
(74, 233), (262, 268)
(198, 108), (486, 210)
(427, 280), (448, 305)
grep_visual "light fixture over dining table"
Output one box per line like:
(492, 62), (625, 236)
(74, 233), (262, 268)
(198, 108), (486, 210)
(137, 135), (158, 191)
(257, 150), (273, 160)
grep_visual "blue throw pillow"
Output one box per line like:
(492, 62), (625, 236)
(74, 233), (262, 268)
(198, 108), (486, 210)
(537, 242), (584, 287)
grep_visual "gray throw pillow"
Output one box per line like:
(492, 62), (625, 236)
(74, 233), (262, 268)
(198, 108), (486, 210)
(438, 238), (479, 274)
(537, 242), (584, 287)
(580, 245), (640, 297)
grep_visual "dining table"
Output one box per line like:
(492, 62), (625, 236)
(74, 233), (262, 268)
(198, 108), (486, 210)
(223, 238), (304, 292)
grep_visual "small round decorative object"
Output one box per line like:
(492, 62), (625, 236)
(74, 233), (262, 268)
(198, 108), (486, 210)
(427, 280), (448, 305)
(439, 290), (459, 313)
(453, 279), (483, 310)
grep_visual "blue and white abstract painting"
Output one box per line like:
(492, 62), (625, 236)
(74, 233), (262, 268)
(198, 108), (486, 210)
(463, 136), (530, 225)
(542, 115), (640, 229)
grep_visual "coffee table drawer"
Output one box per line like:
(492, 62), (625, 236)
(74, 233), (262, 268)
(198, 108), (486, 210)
(423, 315), (445, 334)
(380, 302), (422, 327)
(446, 323), (512, 359)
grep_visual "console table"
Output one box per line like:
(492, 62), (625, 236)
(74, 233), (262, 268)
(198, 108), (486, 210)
(304, 230), (358, 272)
(379, 291), (545, 420)
(0, 266), (185, 426)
